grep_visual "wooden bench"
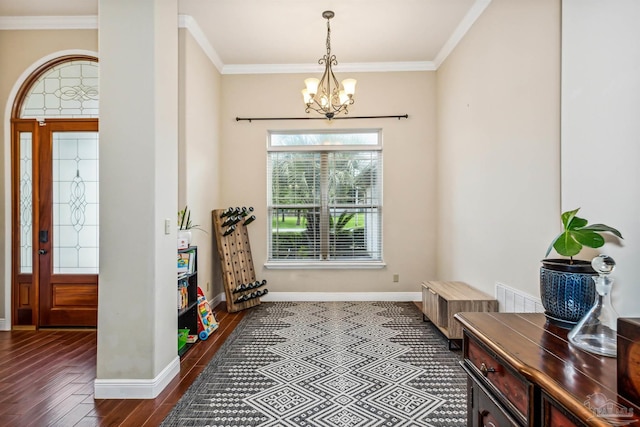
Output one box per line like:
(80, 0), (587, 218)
(421, 281), (498, 349)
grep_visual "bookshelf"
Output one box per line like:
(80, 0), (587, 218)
(177, 246), (198, 356)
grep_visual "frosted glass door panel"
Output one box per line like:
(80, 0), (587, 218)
(20, 132), (33, 273)
(52, 132), (99, 274)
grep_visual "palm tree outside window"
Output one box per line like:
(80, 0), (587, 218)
(267, 130), (383, 266)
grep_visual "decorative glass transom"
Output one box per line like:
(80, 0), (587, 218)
(20, 60), (99, 119)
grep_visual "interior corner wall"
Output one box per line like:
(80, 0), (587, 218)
(220, 71), (438, 294)
(561, 0), (640, 317)
(435, 0), (561, 298)
(178, 29), (223, 300)
(0, 29), (98, 325)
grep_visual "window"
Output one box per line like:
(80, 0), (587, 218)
(267, 130), (383, 267)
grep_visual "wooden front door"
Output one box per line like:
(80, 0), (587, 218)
(12, 119), (99, 328)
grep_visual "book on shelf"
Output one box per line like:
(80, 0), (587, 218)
(178, 280), (189, 310)
(177, 249), (196, 275)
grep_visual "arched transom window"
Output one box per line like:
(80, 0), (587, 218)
(19, 59), (99, 119)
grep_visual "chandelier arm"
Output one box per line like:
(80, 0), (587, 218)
(306, 102), (325, 115)
(319, 56), (331, 97)
(329, 57), (341, 110)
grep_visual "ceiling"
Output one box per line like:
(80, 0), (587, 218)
(0, 0), (490, 73)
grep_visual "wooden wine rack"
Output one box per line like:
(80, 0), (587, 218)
(212, 208), (267, 313)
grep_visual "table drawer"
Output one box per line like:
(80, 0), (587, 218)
(466, 335), (531, 422)
(470, 374), (521, 427)
(542, 393), (586, 427)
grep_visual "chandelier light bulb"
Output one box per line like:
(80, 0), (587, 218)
(304, 78), (319, 97)
(341, 78), (357, 96)
(338, 90), (349, 105)
(301, 10), (356, 119)
(301, 89), (312, 105)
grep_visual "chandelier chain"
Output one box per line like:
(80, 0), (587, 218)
(326, 19), (331, 56)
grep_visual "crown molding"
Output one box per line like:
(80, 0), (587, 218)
(0, 1), (492, 74)
(335, 62), (436, 72)
(177, 13), (437, 74)
(222, 61), (436, 75)
(178, 14), (224, 74)
(0, 15), (97, 30)
(433, 0), (492, 68)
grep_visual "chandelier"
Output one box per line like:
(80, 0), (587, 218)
(302, 11), (356, 119)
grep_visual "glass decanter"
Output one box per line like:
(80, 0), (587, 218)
(568, 255), (619, 357)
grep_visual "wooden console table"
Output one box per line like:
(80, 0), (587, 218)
(421, 281), (497, 348)
(455, 312), (640, 426)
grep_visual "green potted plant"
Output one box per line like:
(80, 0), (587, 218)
(541, 208), (623, 326)
(177, 206), (205, 248)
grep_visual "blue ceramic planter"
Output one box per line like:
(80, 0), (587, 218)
(540, 259), (597, 327)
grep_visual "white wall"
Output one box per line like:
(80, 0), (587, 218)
(561, 0), (640, 317)
(220, 72), (438, 295)
(178, 29), (223, 300)
(436, 0), (561, 298)
(96, 0), (179, 397)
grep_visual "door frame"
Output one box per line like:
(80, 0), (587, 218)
(8, 54), (99, 329)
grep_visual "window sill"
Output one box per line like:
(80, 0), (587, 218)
(264, 261), (386, 270)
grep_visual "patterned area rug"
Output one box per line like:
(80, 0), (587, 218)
(162, 301), (467, 427)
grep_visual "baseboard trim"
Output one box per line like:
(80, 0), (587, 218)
(0, 318), (8, 331)
(260, 292), (421, 302)
(210, 292), (224, 306)
(94, 356), (180, 399)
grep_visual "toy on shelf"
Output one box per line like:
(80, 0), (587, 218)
(196, 287), (218, 340)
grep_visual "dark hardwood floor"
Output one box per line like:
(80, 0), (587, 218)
(0, 303), (246, 427)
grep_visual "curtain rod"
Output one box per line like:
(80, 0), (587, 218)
(236, 114), (408, 123)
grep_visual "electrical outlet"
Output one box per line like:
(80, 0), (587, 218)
(164, 218), (170, 234)
(393, 274), (399, 283)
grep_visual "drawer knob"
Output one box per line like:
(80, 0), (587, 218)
(480, 362), (496, 376)
(480, 411), (498, 427)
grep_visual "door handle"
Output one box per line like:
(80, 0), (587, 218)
(38, 249), (47, 255)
